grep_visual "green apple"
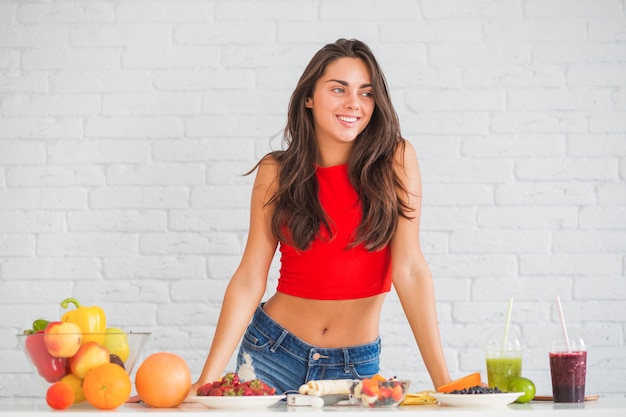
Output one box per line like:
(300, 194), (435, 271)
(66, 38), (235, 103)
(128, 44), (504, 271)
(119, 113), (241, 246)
(508, 377), (536, 403)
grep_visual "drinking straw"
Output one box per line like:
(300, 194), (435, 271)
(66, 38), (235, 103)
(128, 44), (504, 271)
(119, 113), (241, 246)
(501, 297), (514, 355)
(556, 295), (571, 352)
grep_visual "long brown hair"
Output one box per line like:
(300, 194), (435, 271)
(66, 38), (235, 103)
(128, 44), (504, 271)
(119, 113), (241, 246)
(256, 38), (412, 251)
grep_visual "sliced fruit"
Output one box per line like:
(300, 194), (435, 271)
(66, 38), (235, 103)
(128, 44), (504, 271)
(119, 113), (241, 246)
(436, 372), (482, 393)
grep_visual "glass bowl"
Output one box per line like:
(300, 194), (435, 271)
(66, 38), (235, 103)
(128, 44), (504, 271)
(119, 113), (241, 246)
(359, 379), (410, 407)
(17, 331), (150, 393)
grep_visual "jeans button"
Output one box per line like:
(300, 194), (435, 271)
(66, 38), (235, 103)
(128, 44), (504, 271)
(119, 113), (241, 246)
(312, 352), (321, 360)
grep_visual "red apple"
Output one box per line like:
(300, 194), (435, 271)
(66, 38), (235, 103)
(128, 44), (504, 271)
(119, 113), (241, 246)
(69, 341), (110, 379)
(44, 322), (82, 358)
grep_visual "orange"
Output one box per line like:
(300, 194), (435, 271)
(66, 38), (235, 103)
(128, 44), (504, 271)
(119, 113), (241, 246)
(436, 372), (482, 393)
(135, 352), (191, 408)
(46, 381), (74, 410)
(83, 362), (131, 410)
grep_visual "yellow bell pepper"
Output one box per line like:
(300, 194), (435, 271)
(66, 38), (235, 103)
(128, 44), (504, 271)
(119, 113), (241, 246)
(60, 298), (107, 345)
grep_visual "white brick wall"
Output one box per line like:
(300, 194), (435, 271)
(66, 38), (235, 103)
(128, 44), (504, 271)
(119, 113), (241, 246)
(1, 0), (625, 399)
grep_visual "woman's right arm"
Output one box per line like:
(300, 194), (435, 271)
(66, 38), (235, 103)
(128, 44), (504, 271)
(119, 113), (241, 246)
(190, 157), (280, 393)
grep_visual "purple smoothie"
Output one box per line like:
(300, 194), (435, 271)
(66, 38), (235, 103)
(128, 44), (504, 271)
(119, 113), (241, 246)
(549, 351), (587, 403)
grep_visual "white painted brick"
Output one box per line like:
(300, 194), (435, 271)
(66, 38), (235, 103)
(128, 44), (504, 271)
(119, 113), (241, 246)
(597, 184), (626, 205)
(22, 47), (121, 70)
(202, 90), (288, 115)
(0, 24), (68, 47)
(68, 210), (167, 232)
(169, 208), (249, 232)
(102, 255), (205, 279)
(3, 94), (101, 116)
(0, 48), (19, 69)
(217, 0), (317, 20)
(6, 165), (104, 187)
(463, 65), (564, 88)
(421, 206), (477, 231)
(477, 206), (578, 229)
(2, 257), (101, 280)
(421, 0), (521, 18)
(0, 188), (88, 210)
(276, 22), (378, 44)
(103, 92), (202, 116)
(0, 70), (48, 93)
(382, 20), (482, 42)
(139, 233), (212, 255)
(483, 18), (586, 42)
(590, 111), (626, 132)
(116, 0), (213, 22)
(532, 43), (626, 64)
(589, 19), (626, 41)
(580, 206), (626, 229)
(524, 0), (623, 17)
(90, 187), (189, 209)
(106, 163), (205, 185)
(152, 139), (255, 162)
(85, 116), (183, 138)
(154, 69), (256, 91)
(426, 254), (518, 278)
(0, 117), (82, 139)
(491, 111), (588, 133)
(191, 185), (253, 209)
(405, 89), (504, 111)
(495, 182), (595, 206)
(175, 21), (276, 44)
(515, 157), (618, 180)
(38, 233), (137, 257)
(507, 88), (609, 111)
(0, 234), (35, 256)
(429, 44), (531, 66)
(402, 112), (490, 134)
(420, 158), (513, 183)
(450, 230), (551, 253)
(575, 277), (626, 300)
(16, 1), (114, 23)
(424, 183), (493, 206)
(462, 134), (565, 157)
(71, 23), (172, 47)
(472, 277), (573, 301)
(122, 46), (220, 69)
(0, 3), (15, 24)
(48, 139), (150, 164)
(0, 211), (65, 233)
(186, 115), (285, 138)
(520, 254), (622, 276)
(50, 70), (153, 92)
(0, 140), (45, 164)
(554, 231), (626, 253)
(568, 64), (626, 86)
(569, 134), (626, 156)
(221, 45), (314, 68)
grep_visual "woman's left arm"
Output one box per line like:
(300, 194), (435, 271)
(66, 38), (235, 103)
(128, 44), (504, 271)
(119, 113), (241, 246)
(390, 140), (452, 390)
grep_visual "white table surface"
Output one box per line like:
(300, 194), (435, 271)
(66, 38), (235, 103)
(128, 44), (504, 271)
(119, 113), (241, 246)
(1, 396), (625, 416)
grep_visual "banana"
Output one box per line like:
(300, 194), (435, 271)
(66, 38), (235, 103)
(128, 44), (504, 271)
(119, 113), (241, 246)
(400, 390), (438, 406)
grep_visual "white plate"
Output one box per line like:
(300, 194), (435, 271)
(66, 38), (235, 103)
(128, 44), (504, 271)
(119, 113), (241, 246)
(432, 392), (524, 408)
(189, 395), (285, 409)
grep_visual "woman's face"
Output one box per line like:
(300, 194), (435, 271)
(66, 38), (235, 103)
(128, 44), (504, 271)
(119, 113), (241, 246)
(305, 57), (374, 152)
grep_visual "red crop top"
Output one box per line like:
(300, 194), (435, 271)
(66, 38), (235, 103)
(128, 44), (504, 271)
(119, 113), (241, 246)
(276, 164), (392, 300)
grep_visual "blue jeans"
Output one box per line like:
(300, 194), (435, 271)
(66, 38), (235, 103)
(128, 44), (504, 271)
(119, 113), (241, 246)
(235, 304), (381, 394)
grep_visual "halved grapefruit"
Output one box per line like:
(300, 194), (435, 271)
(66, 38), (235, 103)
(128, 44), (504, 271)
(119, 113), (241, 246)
(436, 372), (482, 393)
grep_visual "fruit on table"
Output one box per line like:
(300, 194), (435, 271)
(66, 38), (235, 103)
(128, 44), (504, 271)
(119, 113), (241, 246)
(60, 297), (107, 345)
(83, 362), (131, 410)
(508, 376), (536, 403)
(135, 352), (191, 408)
(60, 373), (86, 404)
(359, 375), (408, 407)
(69, 341), (110, 379)
(197, 372), (277, 396)
(436, 372), (482, 393)
(103, 327), (130, 362)
(43, 321), (82, 358)
(46, 381), (75, 410)
(449, 385), (502, 394)
(24, 331), (69, 383)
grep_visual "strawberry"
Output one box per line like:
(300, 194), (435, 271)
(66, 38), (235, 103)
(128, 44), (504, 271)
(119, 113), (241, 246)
(220, 372), (240, 387)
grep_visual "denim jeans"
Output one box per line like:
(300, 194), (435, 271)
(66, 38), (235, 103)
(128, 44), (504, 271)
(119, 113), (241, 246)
(235, 304), (381, 394)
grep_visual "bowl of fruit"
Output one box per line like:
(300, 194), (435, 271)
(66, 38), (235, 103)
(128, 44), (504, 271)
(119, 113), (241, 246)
(355, 375), (410, 407)
(16, 298), (150, 408)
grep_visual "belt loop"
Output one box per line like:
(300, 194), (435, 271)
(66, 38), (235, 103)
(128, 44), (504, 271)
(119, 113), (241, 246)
(342, 348), (350, 373)
(270, 329), (288, 353)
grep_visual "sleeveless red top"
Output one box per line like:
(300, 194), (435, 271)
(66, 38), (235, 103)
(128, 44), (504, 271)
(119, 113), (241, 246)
(276, 164), (392, 300)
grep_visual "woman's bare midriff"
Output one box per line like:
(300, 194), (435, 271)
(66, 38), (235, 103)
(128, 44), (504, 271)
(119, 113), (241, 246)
(262, 292), (386, 348)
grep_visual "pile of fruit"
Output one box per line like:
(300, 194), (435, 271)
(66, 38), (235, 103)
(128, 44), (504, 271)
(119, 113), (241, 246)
(196, 372), (276, 396)
(356, 374), (408, 407)
(22, 298), (132, 410)
(435, 372), (536, 404)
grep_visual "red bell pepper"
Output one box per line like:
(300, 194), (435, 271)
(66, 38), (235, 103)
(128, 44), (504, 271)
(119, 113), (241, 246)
(24, 331), (68, 383)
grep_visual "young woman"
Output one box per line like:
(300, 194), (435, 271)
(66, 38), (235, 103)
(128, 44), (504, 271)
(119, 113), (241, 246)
(192, 38), (451, 394)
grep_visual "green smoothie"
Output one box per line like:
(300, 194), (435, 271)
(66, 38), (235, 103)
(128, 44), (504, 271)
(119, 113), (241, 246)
(486, 356), (522, 391)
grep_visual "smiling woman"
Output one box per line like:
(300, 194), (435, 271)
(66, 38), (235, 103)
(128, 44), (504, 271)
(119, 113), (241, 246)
(189, 38), (452, 396)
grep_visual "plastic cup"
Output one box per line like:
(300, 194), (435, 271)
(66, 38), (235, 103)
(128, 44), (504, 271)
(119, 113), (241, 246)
(549, 329), (587, 403)
(485, 329), (522, 392)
